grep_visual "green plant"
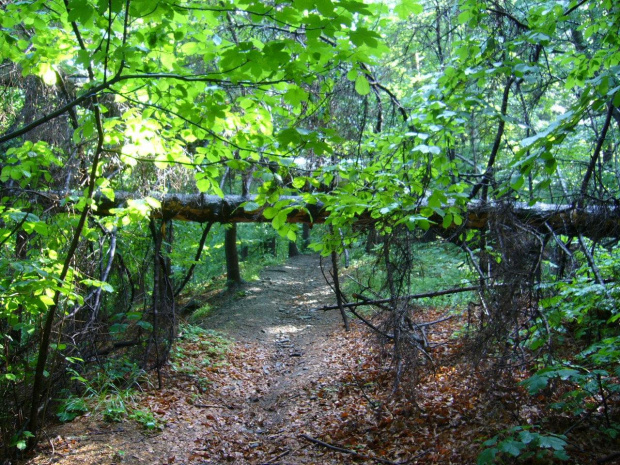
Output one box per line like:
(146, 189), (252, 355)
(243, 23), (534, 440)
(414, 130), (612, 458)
(102, 397), (128, 422)
(10, 430), (35, 451)
(57, 360), (147, 424)
(56, 394), (89, 422)
(170, 324), (230, 391)
(342, 240), (474, 308)
(129, 409), (164, 431)
(189, 303), (212, 322)
(478, 426), (569, 464)
(522, 243), (620, 433)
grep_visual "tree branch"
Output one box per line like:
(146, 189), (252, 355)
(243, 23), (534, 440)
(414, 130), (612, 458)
(578, 102), (615, 205)
(314, 285), (481, 311)
(300, 434), (405, 465)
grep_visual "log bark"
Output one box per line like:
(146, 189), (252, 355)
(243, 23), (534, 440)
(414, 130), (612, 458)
(27, 190), (620, 238)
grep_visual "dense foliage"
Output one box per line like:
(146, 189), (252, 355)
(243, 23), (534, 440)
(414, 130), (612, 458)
(1, 0), (619, 460)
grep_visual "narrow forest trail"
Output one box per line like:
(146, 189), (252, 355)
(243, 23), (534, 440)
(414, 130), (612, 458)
(29, 254), (583, 465)
(26, 254), (385, 465)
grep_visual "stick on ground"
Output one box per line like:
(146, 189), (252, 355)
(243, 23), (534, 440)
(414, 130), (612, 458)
(300, 433), (404, 465)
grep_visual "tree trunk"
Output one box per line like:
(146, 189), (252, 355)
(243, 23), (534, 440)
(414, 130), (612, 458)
(288, 240), (300, 257)
(146, 219), (176, 387)
(302, 223), (311, 250)
(225, 223), (242, 286)
(365, 226), (380, 253)
(262, 236), (276, 256)
(330, 249), (349, 331)
(33, 191), (620, 239)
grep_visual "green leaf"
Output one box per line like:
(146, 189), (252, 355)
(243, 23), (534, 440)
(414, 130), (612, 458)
(292, 177), (307, 189)
(355, 74), (371, 95)
(521, 372), (549, 394)
(81, 279), (114, 292)
(180, 41), (202, 55)
(499, 439), (525, 456)
(263, 207), (278, 219)
(110, 323), (128, 334)
(38, 295), (55, 307)
(349, 28), (381, 48)
(510, 174), (524, 191)
(100, 187), (115, 201)
(67, 0), (95, 23)
(458, 10), (471, 25)
(243, 201), (260, 212)
(538, 435), (567, 451)
(196, 178), (211, 192)
(137, 321), (153, 330)
(272, 211), (288, 230)
(518, 430), (535, 445)
(477, 447), (497, 465)
(315, 0), (334, 16)
(126, 311), (143, 321)
(394, 0), (423, 20)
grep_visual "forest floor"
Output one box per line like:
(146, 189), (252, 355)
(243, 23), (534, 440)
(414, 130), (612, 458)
(23, 254), (617, 465)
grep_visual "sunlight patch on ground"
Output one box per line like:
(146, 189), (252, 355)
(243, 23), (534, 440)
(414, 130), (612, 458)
(263, 324), (307, 334)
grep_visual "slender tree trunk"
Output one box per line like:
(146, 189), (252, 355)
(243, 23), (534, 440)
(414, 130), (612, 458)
(149, 220), (163, 387)
(288, 240), (300, 257)
(12, 231), (29, 345)
(470, 75), (514, 201)
(263, 236), (277, 256)
(383, 237), (402, 393)
(225, 223), (242, 286)
(174, 222), (213, 297)
(302, 223), (310, 250)
(331, 249), (350, 331)
(578, 103), (615, 207)
(366, 226), (380, 253)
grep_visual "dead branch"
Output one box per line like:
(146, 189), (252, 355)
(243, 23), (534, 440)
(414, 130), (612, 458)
(314, 285), (480, 311)
(300, 434), (405, 465)
(347, 305), (393, 339)
(261, 447), (292, 464)
(16, 190), (620, 238)
(597, 451), (620, 464)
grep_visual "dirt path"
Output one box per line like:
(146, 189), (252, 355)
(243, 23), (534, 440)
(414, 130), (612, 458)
(23, 255), (620, 465)
(27, 254), (358, 465)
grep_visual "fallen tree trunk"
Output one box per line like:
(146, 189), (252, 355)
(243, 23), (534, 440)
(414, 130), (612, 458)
(26, 190), (620, 238)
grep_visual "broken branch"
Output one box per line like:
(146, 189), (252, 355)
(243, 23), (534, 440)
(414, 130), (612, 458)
(314, 285), (480, 312)
(300, 434), (404, 465)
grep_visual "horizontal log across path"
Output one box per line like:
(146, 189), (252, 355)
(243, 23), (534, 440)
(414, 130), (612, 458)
(36, 190), (620, 238)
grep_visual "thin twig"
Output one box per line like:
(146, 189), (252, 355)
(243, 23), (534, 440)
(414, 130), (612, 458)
(191, 403), (230, 409)
(261, 447), (292, 464)
(597, 451), (620, 464)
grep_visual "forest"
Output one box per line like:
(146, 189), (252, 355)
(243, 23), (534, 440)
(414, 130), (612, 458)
(1, 0), (619, 462)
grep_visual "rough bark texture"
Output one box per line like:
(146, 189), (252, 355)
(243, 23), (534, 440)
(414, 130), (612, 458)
(37, 191), (620, 238)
